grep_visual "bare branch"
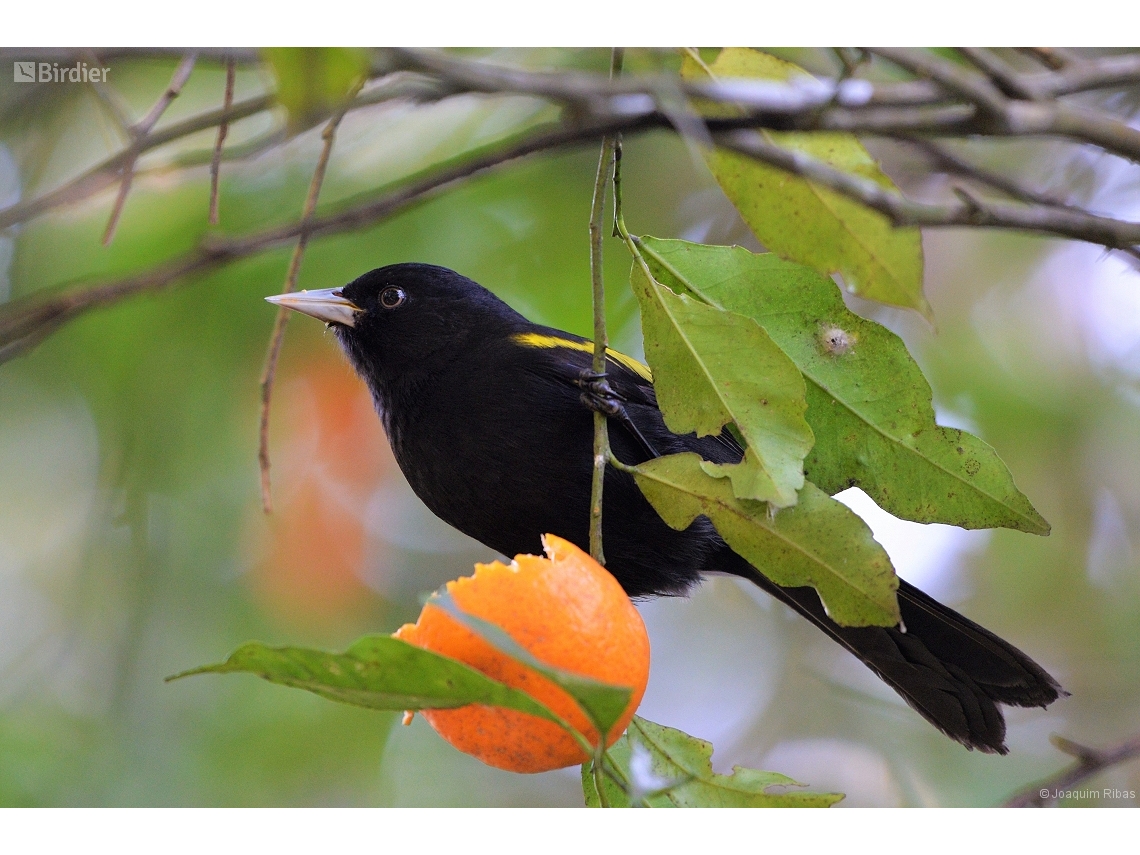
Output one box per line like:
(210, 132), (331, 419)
(0, 72), (446, 232)
(869, 47), (1140, 162)
(897, 137), (1140, 263)
(390, 49), (1140, 163)
(103, 54), (198, 246)
(1021, 52), (1140, 96)
(0, 47), (259, 65)
(0, 113), (656, 366)
(956, 48), (1040, 101)
(81, 49), (134, 140)
(902, 137), (1073, 208)
(145, 128), (290, 174)
(717, 129), (1140, 248)
(0, 91), (273, 231)
(208, 58), (237, 226)
(5, 48), (1140, 367)
(259, 82), (364, 512)
(1016, 47), (1079, 70)
(868, 47), (1010, 117)
(8, 49), (1139, 240)
(393, 47), (941, 116)
(848, 78), (944, 106)
(587, 47), (623, 565)
(1005, 732), (1140, 807)
(4, 124), (634, 358)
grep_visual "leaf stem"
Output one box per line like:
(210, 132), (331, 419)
(592, 748), (611, 807)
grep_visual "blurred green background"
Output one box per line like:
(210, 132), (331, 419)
(1, 49), (1138, 807)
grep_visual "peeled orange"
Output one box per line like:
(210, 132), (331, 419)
(394, 534), (651, 773)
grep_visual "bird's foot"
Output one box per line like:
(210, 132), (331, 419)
(575, 370), (625, 417)
(575, 370), (660, 460)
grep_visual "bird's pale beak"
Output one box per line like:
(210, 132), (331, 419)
(265, 288), (362, 327)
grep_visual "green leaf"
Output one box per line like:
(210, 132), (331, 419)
(263, 48), (371, 130)
(631, 452), (899, 626)
(167, 635), (564, 724)
(630, 258), (813, 507)
(640, 237), (1050, 534)
(428, 590), (633, 740)
(682, 48), (930, 319)
(582, 717), (843, 807)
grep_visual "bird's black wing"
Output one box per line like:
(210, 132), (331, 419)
(508, 326), (744, 466)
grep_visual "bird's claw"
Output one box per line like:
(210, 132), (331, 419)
(574, 369), (660, 460)
(575, 370), (625, 417)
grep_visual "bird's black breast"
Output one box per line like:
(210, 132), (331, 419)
(376, 333), (732, 597)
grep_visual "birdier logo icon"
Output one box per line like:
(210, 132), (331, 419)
(12, 61), (109, 83)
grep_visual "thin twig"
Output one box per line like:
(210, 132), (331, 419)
(81, 50), (134, 141)
(900, 139), (1140, 263)
(1023, 52), (1140, 97)
(162, 128), (289, 172)
(208, 58), (236, 226)
(1, 72), (443, 232)
(1016, 47), (1074, 70)
(0, 47), (258, 65)
(1004, 732), (1140, 807)
(0, 91), (272, 231)
(869, 47), (1011, 117)
(257, 79), (368, 512)
(868, 47), (1140, 162)
(102, 53), (198, 246)
(903, 137), (1072, 208)
(587, 48), (623, 565)
(956, 48), (1040, 101)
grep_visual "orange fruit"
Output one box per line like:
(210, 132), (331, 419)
(394, 534), (651, 773)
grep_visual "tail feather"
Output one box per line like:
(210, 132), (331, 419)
(721, 551), (1064, 754)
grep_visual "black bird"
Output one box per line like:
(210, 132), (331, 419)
(267, 262), (1063, 754)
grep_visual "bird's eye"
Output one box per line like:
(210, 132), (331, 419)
(379, 287), (407, 309)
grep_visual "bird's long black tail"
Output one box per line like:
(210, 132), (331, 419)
(720, 550), (1064, 753)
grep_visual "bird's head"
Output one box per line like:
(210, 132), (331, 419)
(266, 262), (525, 396)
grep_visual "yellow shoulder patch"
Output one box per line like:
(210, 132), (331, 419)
(512, 332), (653, 382)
